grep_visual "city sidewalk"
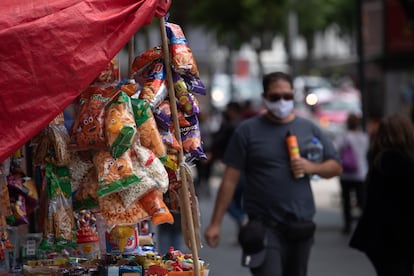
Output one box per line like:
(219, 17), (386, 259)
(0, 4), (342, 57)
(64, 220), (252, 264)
(197, 176), (376, 276)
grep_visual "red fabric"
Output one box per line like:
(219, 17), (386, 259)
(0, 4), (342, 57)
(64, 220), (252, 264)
(0, 0), (171, 163)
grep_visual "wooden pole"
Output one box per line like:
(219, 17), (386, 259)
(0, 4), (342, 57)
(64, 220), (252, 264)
(158, 17), (201, 276)
(128, 35), (135, 77)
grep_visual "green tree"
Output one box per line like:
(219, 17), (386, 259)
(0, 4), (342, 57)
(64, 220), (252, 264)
(170, 0), (287, 78)
(168, 0), (356, 75)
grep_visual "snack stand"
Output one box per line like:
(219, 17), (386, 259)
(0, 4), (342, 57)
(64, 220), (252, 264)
(0, 1), (207, 275)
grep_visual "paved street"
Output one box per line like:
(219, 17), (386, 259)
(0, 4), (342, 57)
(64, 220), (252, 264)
(197, 176), (376, 276)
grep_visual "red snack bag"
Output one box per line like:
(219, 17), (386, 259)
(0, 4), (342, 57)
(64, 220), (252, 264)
(130, 46), (163, 78)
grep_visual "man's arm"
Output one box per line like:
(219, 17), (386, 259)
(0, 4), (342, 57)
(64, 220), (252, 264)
(204, 165), (241, 247)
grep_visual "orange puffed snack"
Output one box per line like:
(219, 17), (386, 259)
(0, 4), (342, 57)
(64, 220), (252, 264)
(99, 192), (149, 227)
(131, 98), (166, 159)
(93, 150), (140, 198)
(105, 92), (137, 158)
(139, 189), (174, 225)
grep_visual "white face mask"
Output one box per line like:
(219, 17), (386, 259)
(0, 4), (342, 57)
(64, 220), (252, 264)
(263, 98), (294, 119)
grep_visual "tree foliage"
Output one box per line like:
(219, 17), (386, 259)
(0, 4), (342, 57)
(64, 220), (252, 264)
(168, 0), (356, 73)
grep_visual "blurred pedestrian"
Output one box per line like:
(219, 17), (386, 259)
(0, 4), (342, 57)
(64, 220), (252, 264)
(209, 101), (247, 228)
(194, 111), (215, 198)
(349, 114), (414, 276)
(204, 71), (342, 276)
(335, 113), (369, 234)
(241, 99), (259, 119)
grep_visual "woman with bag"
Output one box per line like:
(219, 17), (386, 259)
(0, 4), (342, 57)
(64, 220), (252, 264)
(349, 114), (414, 276)
(335, 113), (369, 234)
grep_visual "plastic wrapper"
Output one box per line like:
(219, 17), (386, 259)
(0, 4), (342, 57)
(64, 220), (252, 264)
(130, 46), (163, 78)
(117, 142), (169, 208)
(31, 122), (71, 166)
(180, 114), (206, 161)
(93, 150), (140, 198)
(131, 98), (166, 159)
(119, 80), (140, 97)
(165, 22), (199, 77)
(182, 74), (206, 95)
(69, 84), (119, 151)
(7, 174), (38, 219)
(105, 224), (140, 253)
(68, 152), (94, 193)
(45, 164), (72, 199)
(139, 190), (174, 225)
(10, 194), (28, 226)
(136, 60), (169, 109)
(98, 192), (149, 227)
(93, 58), (120, 84)
(159, 128), (182, 152)
(173, 73), (200, 115)
(133, 142), (169, 193)
(118, 176), (157, 209)
(105, 91), (137, 158)
(72, 168), (99, 211)
(153, 100), (172, 132)
(50, 194), (75, 241)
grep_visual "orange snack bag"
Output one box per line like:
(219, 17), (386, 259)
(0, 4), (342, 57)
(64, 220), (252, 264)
(130, 46), (163, 78)
(93, 150), (140, 198)
(69, 84), (119, 150)
(131, 98), (166, 159)
(139, 190), (174, 225)
(105, 92), (137, 158)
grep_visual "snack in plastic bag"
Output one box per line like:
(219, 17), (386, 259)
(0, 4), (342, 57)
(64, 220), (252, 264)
(130, 46), (163, 78)
(105, 92), (137, 158)
(182, 73), (206, 95)
(72, 168), (99, 211)
(136, 60), (168, 108)
(99, 192), (149, 227)
(93, 150), (140, 198)
(165, 22), (199, 76)
(133, 142), (169, 193)
(180, 114), (206, 162)
(69, 84), (119, 150)
(139, 190), (174, 225)
(131, 98), (166, 159)
(93, 58), (120, 84)
(153, 100), (172, 132)
(173, 73), (201, 115)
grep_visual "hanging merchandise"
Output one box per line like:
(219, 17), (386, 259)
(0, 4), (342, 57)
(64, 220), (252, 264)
(0, 4), (211, 275)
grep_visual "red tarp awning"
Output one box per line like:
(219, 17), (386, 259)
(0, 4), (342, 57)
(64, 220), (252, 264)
(0, 0), (171, 163)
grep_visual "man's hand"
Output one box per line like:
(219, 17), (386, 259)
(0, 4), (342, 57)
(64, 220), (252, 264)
(290, 157), (342, 178)
(204, 223), (221, 248)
